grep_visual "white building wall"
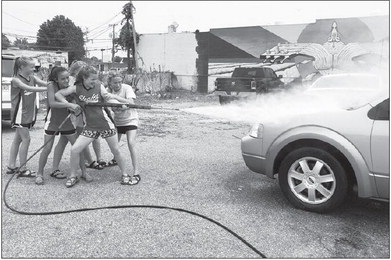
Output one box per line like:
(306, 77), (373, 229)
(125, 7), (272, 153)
(137, 32), (198, 91)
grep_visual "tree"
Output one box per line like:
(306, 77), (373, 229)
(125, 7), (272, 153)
(37, 15), (85, 63)
(115, 2), (140, 73)
(13, 38), (29, 49)
(2, 33), (11, 49)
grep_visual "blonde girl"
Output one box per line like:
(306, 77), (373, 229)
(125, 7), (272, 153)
(7, 56), (47, 177)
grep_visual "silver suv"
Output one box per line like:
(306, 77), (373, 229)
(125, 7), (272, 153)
(241, 74), (389, 212)
(1, 54), (16, 120)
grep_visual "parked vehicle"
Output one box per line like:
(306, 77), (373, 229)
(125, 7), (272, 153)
(241, 73), (389, 212)
(2, 54), (16, 120)
(214, 67), (285, 105)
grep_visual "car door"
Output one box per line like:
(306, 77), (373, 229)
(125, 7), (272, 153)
(368, 98), (390, 199)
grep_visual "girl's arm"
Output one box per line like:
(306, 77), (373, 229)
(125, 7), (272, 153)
(47, 82), (74, 109)
(101, 85), (131, 104)
(55, 85), (80, 111)
(33, 76), (48, 87)
(12, 78), (47, 92)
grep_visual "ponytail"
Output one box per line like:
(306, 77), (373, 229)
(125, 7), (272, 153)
(13, 56), (33, 76)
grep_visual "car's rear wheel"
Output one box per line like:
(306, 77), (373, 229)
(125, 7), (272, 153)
(278, 147), (348, 213)
(219, 95), (235, 105)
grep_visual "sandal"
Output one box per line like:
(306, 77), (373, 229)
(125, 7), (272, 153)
(65, 176), (80, 188)
(121, 175), (140, 186)
(86, 161), (104, 170)
(35, 175), (44, 185)
(97, 159), (107, 167)
(133, 174), (141, 182)
(81, 172), (93, 183)
(50, 169), (67, 179)
(6, 166), (18, 175)
(107, 159), (117, 167)
(17, 169), (36, 178)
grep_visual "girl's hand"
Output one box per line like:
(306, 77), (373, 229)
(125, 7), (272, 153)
(68, 103), (81, 114)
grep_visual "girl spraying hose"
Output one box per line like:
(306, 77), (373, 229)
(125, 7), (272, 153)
(55, 65), (140, 187)
(6, 56), (47, 177)
(107, 72), (140, 181)
(55, 61), (107, 170)
(35, 67), (90, 185)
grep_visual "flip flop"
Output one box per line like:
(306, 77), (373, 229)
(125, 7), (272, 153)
(65, 176), (80, 188)
(133, 174), (141, 182)
(50, 170), (67, 179)
(107, 159), (117, 167)
(17, 169), (36, 178)
(86, 161), (104, 170)
(97, 159), (107, 167)
(6, 166), (18, 175)
(121, 175), (140, 186)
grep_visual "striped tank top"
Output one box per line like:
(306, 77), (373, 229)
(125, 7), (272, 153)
(75, 82), (115, 131)
(10, 74), (38, 126)
(44, 82), (75, 132)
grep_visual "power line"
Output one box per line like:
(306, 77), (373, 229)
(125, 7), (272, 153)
(87, 12), (122, 34)
(88, 26), (111, 39)
(3, 11), (38, 26)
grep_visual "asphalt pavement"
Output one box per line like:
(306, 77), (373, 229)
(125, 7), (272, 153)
(1, 94), (389, 258)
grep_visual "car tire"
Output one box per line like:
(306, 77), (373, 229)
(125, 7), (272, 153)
(219, 95), (234, 105)
(278, 147), (348, 213)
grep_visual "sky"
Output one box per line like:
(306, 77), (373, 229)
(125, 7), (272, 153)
(2, 1), (389, 60)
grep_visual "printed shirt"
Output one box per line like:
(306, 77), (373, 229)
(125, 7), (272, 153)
(108, 84), (139, 127)
(10, 74), (38, 125)
(75, 82), (115, 131)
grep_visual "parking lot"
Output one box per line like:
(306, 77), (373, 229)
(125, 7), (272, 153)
(1, 94), (389, 258)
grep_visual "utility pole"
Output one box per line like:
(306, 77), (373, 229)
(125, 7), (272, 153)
(129, 1), (138, 71)
(109, 23), (116, 64)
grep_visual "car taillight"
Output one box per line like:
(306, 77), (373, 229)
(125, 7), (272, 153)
(251, 80), (256, 90)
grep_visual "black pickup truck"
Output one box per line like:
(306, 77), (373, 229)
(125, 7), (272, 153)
(214, 67), (285, 104)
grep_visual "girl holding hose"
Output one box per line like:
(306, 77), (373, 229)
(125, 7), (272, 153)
(55, 65), (139, 187)
(35, 66), (88, 185)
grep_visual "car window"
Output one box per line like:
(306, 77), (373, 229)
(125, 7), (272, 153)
(263, 69), (276, 79)
(368, 98), (389, 121)
(232, 68), (262, 78)
(2, 58), (14, 77)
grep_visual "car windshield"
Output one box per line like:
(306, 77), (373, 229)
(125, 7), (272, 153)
(307, 74), (387, 110)
(2, 58), (15, 77)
